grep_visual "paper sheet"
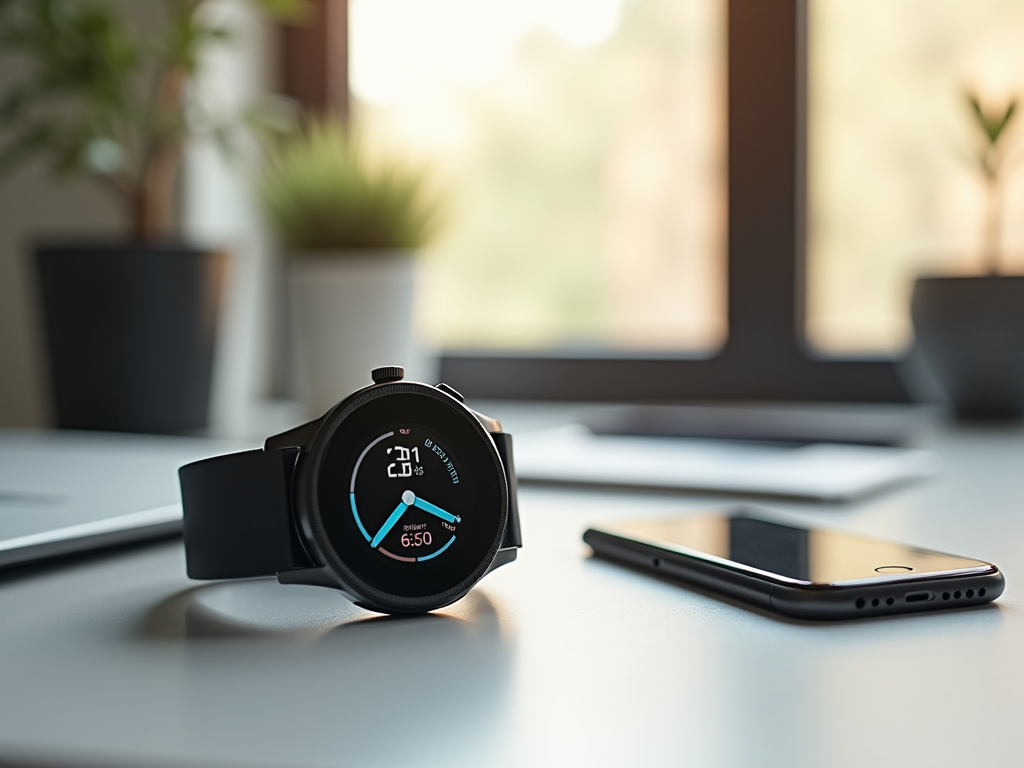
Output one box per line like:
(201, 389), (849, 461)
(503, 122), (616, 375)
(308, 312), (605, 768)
(513, 425), (940, 501)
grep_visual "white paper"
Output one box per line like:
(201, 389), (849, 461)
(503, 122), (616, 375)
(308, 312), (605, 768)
(513, 425), (940, 501)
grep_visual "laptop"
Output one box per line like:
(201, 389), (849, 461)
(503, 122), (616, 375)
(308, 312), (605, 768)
(0, 429), (240, 569)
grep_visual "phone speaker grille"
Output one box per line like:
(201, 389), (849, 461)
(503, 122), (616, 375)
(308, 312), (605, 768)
(855, 586), (986, 610)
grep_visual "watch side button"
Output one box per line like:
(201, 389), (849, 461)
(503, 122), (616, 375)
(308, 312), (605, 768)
(371, 366), (405, 384)
(435, 382), (464, 402)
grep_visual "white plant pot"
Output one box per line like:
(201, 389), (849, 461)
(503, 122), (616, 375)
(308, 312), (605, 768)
(289, 251), (418, 416)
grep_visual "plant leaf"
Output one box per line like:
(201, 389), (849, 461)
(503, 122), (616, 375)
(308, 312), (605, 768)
(993, 101), (1017, 143)
(968, 92), (1018, 146)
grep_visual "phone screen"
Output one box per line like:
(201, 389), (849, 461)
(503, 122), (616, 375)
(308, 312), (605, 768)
(600, 515), (992, 586)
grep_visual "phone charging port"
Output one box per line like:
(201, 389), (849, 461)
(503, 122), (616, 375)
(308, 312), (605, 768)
(905, 591), (934, 603)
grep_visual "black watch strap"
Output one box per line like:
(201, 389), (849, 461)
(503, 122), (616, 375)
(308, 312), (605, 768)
(179, 447), (313, 579)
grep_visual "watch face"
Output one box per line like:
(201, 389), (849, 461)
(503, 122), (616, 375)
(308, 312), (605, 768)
(349, 428), (467, 564)
(309, 387), (507, 609)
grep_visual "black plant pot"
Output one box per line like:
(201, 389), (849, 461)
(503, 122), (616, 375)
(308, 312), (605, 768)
(911, 275), (1024, 419)
(34, 243), (227, 434)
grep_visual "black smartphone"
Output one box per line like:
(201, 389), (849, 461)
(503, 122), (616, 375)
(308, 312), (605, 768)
(583, 511), (1004, 620)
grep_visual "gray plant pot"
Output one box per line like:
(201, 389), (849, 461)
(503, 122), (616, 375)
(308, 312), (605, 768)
(289, 251), (416, 416)
(34, 242), (227, 434)
(910, 275), (1024, 419)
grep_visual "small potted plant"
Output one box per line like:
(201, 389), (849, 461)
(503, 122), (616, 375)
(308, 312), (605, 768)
(0, 0), (303, 433)
(911, 92), (1024, 419)
(261, 116), (439, 416)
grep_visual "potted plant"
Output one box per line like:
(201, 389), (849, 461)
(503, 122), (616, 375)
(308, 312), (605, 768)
(911, 92), (1024, 419)
(260, 116), (439, 416)
(0, 0), (303, 433)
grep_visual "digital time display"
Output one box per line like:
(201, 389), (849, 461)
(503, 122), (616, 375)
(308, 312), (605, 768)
(349, 428), (469, 564)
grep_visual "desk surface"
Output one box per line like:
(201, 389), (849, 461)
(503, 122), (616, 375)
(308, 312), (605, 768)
(1, 407), (1023, 768)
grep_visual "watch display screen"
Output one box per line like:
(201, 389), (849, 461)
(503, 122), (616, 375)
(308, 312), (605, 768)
(315, 391), (506, 600)
(349, 428), (467, 564)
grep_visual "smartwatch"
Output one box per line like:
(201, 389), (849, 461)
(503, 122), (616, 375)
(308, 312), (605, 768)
(178, 366), (522, 614)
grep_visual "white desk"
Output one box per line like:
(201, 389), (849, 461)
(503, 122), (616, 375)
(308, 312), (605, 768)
(1, 407), (1022, 767)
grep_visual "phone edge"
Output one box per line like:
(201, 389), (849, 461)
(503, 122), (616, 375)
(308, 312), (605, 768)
(583, 528), (1004, 621)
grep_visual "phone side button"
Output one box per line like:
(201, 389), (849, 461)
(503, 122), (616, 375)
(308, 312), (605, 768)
(875, 565), (914, 573)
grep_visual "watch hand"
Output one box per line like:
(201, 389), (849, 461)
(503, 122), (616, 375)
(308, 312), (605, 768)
(412, 495), (461, 524)
(370, 493), (414, 548)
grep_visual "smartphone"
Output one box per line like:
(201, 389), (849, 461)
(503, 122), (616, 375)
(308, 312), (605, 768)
(583, 511), (1004, 620)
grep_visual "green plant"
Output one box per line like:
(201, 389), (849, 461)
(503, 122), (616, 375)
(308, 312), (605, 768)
(0, 0), (306, 241)
(260, 116), (439, 252)
(967, 91), (1018, 274)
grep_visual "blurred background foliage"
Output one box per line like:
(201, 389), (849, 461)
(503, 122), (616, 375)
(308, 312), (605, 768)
(260, 115), (440, 252)
(0, 0), (307, 241)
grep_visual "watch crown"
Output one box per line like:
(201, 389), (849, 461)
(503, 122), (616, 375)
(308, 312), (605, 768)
(371, 365), (405, 384)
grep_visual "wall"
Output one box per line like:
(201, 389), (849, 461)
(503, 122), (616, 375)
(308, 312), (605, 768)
(184, 0), (279, 438)
(0, 169), (124, 427)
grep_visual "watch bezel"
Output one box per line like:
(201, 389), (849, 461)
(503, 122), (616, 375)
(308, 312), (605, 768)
(294, 381), (509, 613)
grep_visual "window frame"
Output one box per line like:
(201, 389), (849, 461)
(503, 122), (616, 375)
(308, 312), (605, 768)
(437, 0), (909, 403)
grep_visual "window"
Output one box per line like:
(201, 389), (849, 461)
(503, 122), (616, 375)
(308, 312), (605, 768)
(351, 0), (727, 354)
(287, 0), (923, 403)
(807, 0), (1024, 356)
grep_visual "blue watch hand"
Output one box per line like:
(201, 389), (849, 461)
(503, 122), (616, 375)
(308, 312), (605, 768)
(413, 495), (461, 524)
(370, 491), (415, 548)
